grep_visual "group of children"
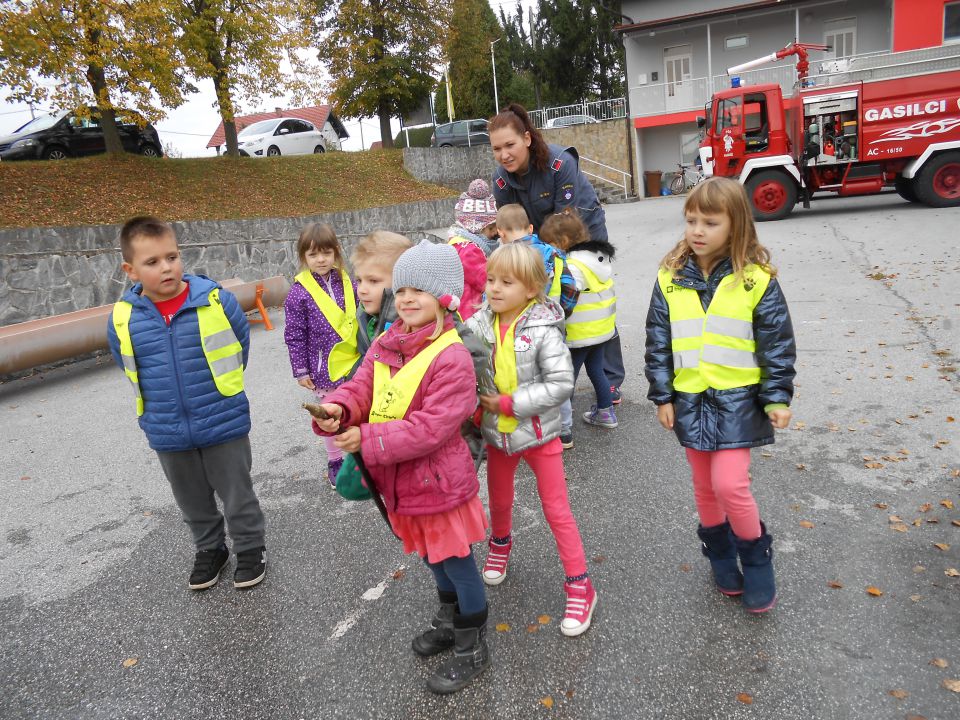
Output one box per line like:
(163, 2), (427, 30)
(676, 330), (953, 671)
(107, 175), (796, 695)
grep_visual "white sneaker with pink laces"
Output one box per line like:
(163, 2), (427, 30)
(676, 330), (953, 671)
(482, 539), (512, 586)
(561, 578), (598, 637)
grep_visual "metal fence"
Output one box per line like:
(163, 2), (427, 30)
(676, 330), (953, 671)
(528, 98), (626, 129)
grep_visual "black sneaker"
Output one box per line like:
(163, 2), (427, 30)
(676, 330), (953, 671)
(234, 546), (266, 589)
(188, 544), (229, 590)
(559, 430), (574, 450)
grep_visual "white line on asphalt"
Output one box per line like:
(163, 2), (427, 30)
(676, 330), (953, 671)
(329, 564), (406, 640)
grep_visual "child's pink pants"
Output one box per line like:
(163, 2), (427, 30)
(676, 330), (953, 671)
(685, 447), (761, 540)
(313, 388), (343, 463)
(486, 438), (587, 578)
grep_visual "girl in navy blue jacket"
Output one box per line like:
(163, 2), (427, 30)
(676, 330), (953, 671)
(644, 177), (796, 613)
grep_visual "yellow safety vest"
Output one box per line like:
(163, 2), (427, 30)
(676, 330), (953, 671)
(657, 265), (771, 392)
(294, 268), (360, 382)
(548, 256), (563, 299)
(493, 301), (536, 434)
(112, 288), (244, 416)
(565, 258), (616, 348)
(370, 329), (463, 423)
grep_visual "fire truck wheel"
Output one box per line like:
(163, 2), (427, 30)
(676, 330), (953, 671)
(745, 170), (797, 221)
(915, 152), (960, 208)
(894, 175), (919, 203)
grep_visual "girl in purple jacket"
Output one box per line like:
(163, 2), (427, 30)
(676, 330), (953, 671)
(314, 240), (491, 695)
(283, 223), (359, 487)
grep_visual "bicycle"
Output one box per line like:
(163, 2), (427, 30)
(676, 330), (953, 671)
(669, 161), (705, 195)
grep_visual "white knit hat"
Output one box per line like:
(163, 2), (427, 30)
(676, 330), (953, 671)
(392, 239), (465, 311)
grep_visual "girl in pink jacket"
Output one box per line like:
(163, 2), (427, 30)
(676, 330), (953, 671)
(314, 240), (490, 695)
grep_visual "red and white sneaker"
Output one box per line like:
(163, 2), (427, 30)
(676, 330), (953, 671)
(561, 578), (598, 637)
(482, 539), (512, 586)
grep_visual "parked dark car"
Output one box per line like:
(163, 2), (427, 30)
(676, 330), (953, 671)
(430, 119), (489, 147)
(0, 108), (163, 161)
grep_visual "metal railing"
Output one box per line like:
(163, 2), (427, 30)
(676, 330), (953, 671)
(579, 155), (632, 199)
(529, 98), (626, 129)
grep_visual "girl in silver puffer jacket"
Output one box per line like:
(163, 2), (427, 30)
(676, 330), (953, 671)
(465, 243), (598, 638)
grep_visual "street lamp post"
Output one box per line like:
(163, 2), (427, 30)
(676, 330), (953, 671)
(490, 38), (501, 114)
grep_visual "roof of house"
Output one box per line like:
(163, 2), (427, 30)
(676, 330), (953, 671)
(206, 105), (349, 148)
(616, 0), (807, 34)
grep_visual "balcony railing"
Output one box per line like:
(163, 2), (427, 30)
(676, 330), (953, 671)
(529, 98), (627, 129)
(628, 64), (798, 118)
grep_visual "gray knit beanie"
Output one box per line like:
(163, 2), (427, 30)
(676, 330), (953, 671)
(392, 239), (465, 311)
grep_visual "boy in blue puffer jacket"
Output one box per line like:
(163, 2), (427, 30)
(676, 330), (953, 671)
(107, 216), (267, 592)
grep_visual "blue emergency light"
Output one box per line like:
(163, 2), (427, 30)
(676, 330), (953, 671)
(731, 76), (741, 88)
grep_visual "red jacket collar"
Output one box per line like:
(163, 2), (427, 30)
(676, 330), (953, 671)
(374, 314), (457, 368)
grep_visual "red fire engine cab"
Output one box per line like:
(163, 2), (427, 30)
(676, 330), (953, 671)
(698, 42), (960, 220)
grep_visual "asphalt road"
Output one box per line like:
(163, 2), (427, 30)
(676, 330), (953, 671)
(2, 191), (958, 720)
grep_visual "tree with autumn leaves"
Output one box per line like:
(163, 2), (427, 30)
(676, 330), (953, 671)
(0, 0), (187, 155)
(314, 0), (448, 149)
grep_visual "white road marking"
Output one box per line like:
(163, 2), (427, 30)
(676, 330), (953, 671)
(328, 565), (405, 641)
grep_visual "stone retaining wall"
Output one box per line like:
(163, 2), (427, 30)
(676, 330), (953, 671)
(403, 146), (497, 190)
(542, 119), (635, 197)
(0, 198), (455, 326)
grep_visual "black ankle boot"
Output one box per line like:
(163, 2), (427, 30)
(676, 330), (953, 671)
(412, 590), (457, 656)
(697, 522), (744, 596)
(426, 606), (491, 694)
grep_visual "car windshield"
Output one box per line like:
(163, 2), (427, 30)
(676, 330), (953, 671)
(239, 119), (279, 137)
(12, 111), (68, 135)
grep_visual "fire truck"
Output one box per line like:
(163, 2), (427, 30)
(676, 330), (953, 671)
(698, 42), (960, 220)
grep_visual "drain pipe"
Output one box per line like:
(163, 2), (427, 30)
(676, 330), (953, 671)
(0, 276), (290, 376)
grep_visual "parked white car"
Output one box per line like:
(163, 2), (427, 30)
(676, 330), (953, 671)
(544, 114), (601, 129)
(238, 117), (330, 157)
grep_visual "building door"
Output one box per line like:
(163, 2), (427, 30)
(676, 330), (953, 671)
(824, 18), (857, 58)
(664, 45), (693, 112)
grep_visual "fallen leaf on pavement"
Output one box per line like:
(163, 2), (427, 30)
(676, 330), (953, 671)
(538, 615), (551, 625)
(122, 658), (138, 668)
(866, 586), (884, 596)
(827, 580), (843, 589)
(919, 503), (932, 513)
(945, 568), (960, 577)
(933, 543), (950, 551)
(942, 679), (960, 692)
(527, 624), (540, 633)
(392, 569), (405, 580)
(799, 520), (815, 529)
(865, 462), (885, 469)
(888, 689), (908, 699)
(874, 502), (889, 509)
(540, 696), (554, 708)
(906, 714), (928, 720)
(930, 658), (949, 668)
(910, 594), (922, 602)
(736, 692), (753, 705)
(952, 520), (960, 527)
(891, 523), (909, 533)
(948, 416), (955, 422)
(679, 563), (692, 572)
(913, 565), (926, 573)
(889, 515), (903, 523)
(495, 623), (510, 632)
(941, 500), (954, 509)
(795, 463), (806, 470)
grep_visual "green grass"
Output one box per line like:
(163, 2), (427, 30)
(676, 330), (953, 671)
(0, 150), (457, 228)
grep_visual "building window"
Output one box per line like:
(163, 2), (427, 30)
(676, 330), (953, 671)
(946, 2), (960, 43)
(824, 17), (856, 58)
(725, 35), (749, 50)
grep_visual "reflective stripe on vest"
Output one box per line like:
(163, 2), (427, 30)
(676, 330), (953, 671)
(370, 329), (463, 423)
(112, 288), (244, 416)
(548, 256), (563, 299)
(111, 301), (143, 415)
(657, 265), (771, 392)
(294, 268), (360, 382)
(565, 258), (616, 348)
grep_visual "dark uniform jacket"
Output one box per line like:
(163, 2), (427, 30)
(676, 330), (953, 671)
(492, 143), (607, 242)
(644, 257), (796, 450)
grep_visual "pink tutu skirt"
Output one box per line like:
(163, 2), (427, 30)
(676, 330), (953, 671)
(388, 495), (489, 564)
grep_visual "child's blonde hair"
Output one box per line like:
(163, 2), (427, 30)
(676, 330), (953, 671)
(486, 242), (548, 304)
(661, 176), (777, 279)
(351, 230), (412, 271)
(496, 204), (530, 234)
(539, 208), (589, 252)
(297, 223), (343, 269)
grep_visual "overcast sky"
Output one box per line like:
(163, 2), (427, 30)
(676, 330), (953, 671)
(0, 0), (533, 157)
